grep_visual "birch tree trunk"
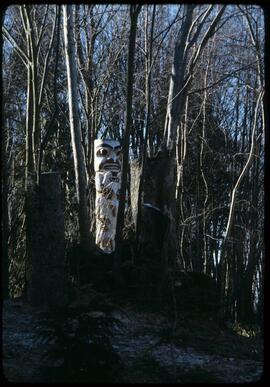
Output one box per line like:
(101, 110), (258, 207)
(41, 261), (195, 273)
(63, 4), (91, 248)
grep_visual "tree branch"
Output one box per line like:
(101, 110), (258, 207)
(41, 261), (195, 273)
(2, 27), (30, 67)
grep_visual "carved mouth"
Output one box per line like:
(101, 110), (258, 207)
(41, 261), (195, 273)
(103, 163), (120, 171)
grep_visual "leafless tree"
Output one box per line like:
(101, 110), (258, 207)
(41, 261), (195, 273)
(63, 4), (91, 248)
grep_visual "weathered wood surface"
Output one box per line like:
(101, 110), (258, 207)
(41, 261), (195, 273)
(26, 172), (67, 307)
(130, 154), (169, 250)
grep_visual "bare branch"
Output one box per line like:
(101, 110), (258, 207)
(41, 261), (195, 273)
(2, 26), (30, 67)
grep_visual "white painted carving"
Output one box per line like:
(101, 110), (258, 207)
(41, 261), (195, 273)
(94, 139), (122, 253)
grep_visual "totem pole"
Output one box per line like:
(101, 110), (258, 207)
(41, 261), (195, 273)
(94, 139), (122, 253)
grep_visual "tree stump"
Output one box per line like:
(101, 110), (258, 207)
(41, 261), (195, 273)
(26, 172), (67, 308)
(130, 154), (169, 252)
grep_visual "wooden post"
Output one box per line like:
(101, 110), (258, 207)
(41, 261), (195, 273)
(26, 172), (67, 308)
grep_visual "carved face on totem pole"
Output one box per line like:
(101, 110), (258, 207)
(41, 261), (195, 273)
(94, 139), (122, 253)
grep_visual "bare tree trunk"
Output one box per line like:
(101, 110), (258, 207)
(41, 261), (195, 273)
(160, 3), (232, 305)
(163, 4), (195, 151)
(2, 120), (10, 299)
(157, 6), (195, 299)
(114, 5), (141, 284)
(19, 5), (39, 172)
(176, 96), (188, 269)
(25, 62), (34, 189)
(259, 3), (270, 334)
(37, 5), (60, 186)
(18, 5), (58, 187)
(160, 6), (226, 275)
(19, 6), (34, 190)
(63, 4), (91, 248)
(200, 54), (210, 274)
(135, 4), (156, 252)
(75, 5), (96, 231)
(218, 90), (264, 318)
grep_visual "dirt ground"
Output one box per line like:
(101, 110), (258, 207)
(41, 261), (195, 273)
(2, 298), (264, 383)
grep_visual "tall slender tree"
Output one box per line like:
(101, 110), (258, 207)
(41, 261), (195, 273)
(63, 4), (91, 248)
(114, 4), (141, 284)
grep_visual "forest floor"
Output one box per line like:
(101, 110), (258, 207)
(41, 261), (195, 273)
(3, 297), (264, 384)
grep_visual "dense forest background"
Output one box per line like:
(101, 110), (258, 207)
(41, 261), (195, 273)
(2, 4), (265, 331)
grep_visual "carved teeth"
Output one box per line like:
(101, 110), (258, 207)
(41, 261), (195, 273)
(103, 164), (120, 171)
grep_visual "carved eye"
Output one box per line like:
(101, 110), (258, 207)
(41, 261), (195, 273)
(97, 148), (108, 157)
(116, 150), (121, 156)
